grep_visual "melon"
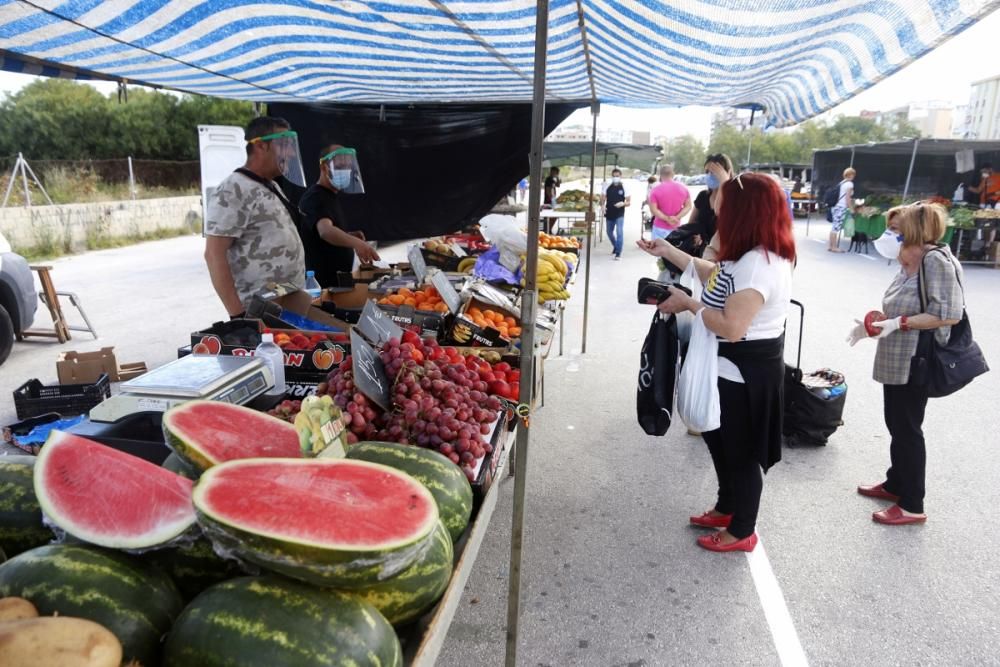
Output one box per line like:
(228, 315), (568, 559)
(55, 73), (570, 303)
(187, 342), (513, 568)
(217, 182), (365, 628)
(162, 452), (200, 480)
(193, 458), (439, 588)
(34, 431), (196, 550)
(348, 520), (453, 626)
(163, 576), (402, 667)
(0, 543), (183, 666)
(0, 455), (52, 557)
(162, 400), (301, 471)
(144, 537), (248, 603)
(344, 441), (473, 542)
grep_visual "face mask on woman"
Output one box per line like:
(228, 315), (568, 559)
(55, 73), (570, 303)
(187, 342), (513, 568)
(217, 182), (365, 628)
(705, 173), (720, 190)
(874, 230), (903, 260)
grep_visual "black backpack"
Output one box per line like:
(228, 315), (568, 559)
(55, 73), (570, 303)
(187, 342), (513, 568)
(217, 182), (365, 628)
(823, 181), (844, 208)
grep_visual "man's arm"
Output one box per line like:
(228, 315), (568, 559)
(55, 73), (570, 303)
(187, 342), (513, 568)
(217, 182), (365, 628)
(204, 236), (244, 316)
(648, 196), (670, 224)
(316, 218), (380, 264)
(676, 194), (692, 223)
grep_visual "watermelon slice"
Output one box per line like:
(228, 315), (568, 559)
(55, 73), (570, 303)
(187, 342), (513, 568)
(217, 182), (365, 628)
(34, 432), (196, 550)
(193, 458), (439, 588)
(162, 401), (301, 471)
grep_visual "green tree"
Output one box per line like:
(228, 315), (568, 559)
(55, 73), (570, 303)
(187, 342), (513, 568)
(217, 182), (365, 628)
(662, 134), (706, 175)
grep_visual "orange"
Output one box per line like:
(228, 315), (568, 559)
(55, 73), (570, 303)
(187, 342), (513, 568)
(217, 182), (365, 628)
(388, 294), (405, 306)
(504, 316), (517, 327)
(468, 307), (483, 318)
(491, 311), (504, 324)
(398, 287), (414, 297)
(510, 326), (522, 337)
(403, 297), (417, 307)
(435, 302), (449, 313)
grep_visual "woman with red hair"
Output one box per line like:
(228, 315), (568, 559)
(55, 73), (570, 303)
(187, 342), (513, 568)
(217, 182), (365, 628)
(638, 173), (795, 552)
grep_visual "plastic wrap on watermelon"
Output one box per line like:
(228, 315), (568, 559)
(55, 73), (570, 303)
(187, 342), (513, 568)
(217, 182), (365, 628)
(198, 519), (437, 589)
(474, 248), (519, 286)
(40, 514), (201, 554)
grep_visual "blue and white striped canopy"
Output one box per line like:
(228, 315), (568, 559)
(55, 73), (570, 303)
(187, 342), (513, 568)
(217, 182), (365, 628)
(1, 0), (997, 125)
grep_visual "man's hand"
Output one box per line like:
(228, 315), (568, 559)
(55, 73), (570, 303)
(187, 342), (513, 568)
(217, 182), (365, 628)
(614, 201), (626, 208)
(354, 239), (381, 264)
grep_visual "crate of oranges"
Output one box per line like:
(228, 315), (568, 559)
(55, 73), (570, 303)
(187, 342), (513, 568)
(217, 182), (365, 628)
(374, 286), (449, 338)
(450, 300), (523, 347)
(539, 232), (581, 252)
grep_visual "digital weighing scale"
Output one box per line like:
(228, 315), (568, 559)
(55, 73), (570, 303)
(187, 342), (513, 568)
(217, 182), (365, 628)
(88, 355), (274, 423)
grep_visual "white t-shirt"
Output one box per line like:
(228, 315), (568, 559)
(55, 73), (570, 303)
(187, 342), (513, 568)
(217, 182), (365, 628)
(700, 247), (793, 382)
(837, 180), (854, 208)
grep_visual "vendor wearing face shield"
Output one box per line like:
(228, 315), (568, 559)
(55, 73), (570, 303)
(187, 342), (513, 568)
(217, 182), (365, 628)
(297, 145), (380, 287)
(204, 116), (311, 318)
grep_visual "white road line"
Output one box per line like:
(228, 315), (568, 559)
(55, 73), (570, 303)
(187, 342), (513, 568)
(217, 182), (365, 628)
(858, 254), (876, 261)
(809, 238), (826, 245)
(746, 537), (810, 667)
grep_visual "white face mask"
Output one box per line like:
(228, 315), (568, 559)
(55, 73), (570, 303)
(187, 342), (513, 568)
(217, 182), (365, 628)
(330, 168), (352, 190)
(612, 177), (621, 184)
(874, 230), (903, 260)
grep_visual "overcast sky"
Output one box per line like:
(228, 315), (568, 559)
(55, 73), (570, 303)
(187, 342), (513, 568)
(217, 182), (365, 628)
(2, 6), (999, 145)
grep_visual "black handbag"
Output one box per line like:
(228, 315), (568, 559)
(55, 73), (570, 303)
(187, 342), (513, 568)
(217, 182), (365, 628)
(636, 312), (679, 436)
(909, 246), (989, 397)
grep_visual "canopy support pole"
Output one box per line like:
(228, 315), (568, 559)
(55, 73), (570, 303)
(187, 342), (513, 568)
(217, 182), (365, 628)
(849, 146), (855, 168)
(505, 1), (548, 664)
(582, 103), (599, 355)
(902, 139), (920, 203)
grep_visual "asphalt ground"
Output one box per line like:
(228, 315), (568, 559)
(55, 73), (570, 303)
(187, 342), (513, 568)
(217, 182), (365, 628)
(2, 181), (998, 665)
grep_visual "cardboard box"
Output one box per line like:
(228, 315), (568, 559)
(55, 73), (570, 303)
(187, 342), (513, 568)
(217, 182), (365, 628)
(446, 297), (518, 347)
(472, 410), (511, 504)
(191, 320), (351, 376)
(57, 347), (147, 384)
(420, 247), (463, 271)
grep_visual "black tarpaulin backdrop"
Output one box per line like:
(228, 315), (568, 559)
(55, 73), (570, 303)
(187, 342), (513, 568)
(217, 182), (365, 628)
(269, 103), (582, 242)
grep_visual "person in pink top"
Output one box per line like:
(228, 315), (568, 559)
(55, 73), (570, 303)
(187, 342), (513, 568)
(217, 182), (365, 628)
(648, 164), (692, 239)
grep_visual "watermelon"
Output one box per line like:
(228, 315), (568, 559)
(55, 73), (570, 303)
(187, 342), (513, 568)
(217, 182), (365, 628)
(348, 520), (453, 626)
(0, 455), (52, 557)
(163, 575), (402, 667)
(144, 537), (247, 602)
(193, 458), (439, 588)
(162, 452), (200, 480)
(344, 441), (473, 543)
(0, 543), (184, 666)
(162, 400), (301, 471)
(34, 431), (196, 550)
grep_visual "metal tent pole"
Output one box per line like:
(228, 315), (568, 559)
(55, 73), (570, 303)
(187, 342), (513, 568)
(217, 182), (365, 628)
(1, 156), (20, 207)
(902, 139), (920, 203)
(849, 146), (856, 168)
(582, 103), (599, 355)
(19, 153), (31, 207)
(505, 0), (548, 663)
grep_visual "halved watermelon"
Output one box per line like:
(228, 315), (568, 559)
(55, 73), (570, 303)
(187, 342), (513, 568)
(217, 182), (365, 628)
(34, 431), (196, 550)
(193, 458), (439, 588)
(162, 401), (300, 471)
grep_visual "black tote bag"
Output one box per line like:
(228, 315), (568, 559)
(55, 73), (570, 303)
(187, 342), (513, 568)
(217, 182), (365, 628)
(637, 312), (679, 436)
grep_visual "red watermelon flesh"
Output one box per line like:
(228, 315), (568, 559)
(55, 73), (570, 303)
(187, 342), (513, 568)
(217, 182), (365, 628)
(196, 459), (437, 550)
(162, 400), (300, 471)
(34, 431), (196, 549)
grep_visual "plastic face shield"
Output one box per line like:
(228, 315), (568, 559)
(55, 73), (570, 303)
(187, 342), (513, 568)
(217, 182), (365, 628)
(322, 147), (365, 194)
(248, 129), (306, 187)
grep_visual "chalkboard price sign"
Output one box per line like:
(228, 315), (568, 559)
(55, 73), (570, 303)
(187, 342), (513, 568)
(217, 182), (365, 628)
(357, 299), (403, 348)
(349, 330), (391, 410)
(431, 270), (462, 314)
(408, 245), (428, 283)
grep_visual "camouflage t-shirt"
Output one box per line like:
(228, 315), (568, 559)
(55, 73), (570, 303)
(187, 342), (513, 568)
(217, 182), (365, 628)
(205, 172), (306, 304)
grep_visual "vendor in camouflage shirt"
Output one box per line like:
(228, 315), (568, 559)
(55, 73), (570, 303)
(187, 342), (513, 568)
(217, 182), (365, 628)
(204, 116), (310, 317)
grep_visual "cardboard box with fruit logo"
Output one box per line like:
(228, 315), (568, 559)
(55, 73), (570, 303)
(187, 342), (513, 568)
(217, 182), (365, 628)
(448, 298), (521, 348)
(373, 285), (450, 339)
(190, 320), (351, 377)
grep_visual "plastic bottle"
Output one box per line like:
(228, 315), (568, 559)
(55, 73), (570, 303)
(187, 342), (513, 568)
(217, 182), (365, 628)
(255, 333), (286, 398)
(829, 384), (846, 398)
(304, 270), (322, 299)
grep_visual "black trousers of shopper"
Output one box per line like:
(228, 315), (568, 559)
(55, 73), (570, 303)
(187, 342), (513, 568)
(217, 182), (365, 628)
(702, 379), (763, 539)
(881, 382), (930, 514)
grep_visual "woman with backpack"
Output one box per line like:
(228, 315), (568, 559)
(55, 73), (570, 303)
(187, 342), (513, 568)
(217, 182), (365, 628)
(826, 168), (855, 252)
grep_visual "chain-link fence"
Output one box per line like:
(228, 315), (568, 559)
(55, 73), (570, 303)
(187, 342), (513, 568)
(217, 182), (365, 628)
(0, 155), (200, 206)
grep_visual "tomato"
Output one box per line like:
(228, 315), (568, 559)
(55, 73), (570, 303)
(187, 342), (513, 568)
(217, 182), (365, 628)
(410, 349), (425, 363)
(402, 329), (421, 345)
(863, 310), (886, 337)
(494, 362), (511, 373)
(488, 380), (512, 399)
(493, 371), (507, 382)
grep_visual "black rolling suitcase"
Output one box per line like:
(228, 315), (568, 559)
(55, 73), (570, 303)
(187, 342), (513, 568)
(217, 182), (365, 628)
(783, 300), (847, 446)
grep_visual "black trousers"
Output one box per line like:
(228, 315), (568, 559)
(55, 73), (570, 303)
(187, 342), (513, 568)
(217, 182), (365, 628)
(882, 383), (930, 513)
(702, 379), (763, 539)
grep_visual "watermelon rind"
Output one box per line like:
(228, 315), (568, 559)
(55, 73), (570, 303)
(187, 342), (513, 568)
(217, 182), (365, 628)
(0, 455), (53, 557)
(345, 441), (474, 543)
(162, 400), (300, 471)
(33, 431), (197, 550)
(162, 452), (201, 480)
(0, 543), (184, 666)
(347, 520), (454, 626)
(193, 458), (439, 589)
(144, 536), (248, 603)
(163, 575), (402, 667)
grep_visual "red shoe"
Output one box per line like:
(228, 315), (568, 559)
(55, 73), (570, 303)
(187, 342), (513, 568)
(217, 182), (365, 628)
(857, 483), (899, 502)
(873, 505), (926, 525)
(697, 532), (758, 552)
(689, 510), (733, 528)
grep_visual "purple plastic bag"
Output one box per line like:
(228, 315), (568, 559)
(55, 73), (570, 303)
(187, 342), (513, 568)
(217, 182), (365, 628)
(474, 248), (519, 285)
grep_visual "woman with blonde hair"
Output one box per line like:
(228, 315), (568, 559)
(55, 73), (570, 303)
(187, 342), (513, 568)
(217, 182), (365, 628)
(847, 202), (964, 525)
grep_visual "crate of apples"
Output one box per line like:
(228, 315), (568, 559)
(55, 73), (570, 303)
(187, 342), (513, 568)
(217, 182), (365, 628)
(377, 286), (450, 314)
(466, 306), (522, 339)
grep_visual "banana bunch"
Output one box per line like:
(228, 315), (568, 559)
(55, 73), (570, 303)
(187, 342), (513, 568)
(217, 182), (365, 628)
(548, 250), (577, 276)
(452, 320), (473, 343)
(519, 251), (570, 303)
(457, 257), (477, 274)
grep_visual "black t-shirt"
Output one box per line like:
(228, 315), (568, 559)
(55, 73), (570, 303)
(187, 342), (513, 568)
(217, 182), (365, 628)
(297, 184), (355, 287)
(692, 189), (717, 239)
(544, 175), (560, 205)
(605, 182), (626, 218)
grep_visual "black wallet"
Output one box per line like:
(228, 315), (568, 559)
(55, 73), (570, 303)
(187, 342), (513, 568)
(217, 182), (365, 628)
(636, 278), (691, 305)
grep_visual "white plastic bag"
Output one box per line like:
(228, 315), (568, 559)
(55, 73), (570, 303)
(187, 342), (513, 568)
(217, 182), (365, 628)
(677, 309), (721, 432)
(478, 214), (526, 272)
(675, 260), (703, 344)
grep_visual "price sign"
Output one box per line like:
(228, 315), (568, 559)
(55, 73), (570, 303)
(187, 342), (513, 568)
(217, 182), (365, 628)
(431, 270), (462, 314)
(357, 299), (403, 348)
(349, 330), (391, 410)
(450, 243), (467, 257)
(408, 245), (428, 283)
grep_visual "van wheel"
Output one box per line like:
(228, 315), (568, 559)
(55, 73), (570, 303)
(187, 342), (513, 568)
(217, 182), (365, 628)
(0, 304), (14, 366)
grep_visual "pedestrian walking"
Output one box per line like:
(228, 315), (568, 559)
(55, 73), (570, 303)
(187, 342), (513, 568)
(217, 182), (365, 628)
(828, 168), (855, 253)
(518, 177), (528, 202)
(600, 168), (630, 260)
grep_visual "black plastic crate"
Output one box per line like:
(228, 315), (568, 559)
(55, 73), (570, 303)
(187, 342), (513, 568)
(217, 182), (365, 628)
(13, 374), (111, 420)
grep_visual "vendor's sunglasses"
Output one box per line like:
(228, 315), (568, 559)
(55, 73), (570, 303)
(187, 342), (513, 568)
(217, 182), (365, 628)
(247, 129), (297, 144)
